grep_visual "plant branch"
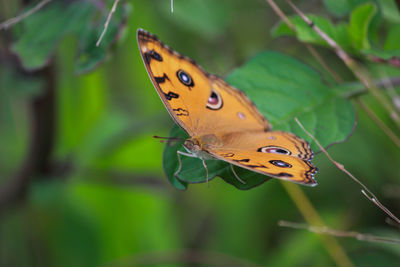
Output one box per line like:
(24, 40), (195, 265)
(287, 0), (400, 129)
(344, 77), (400, 99)
(295, 117), (400, 226)
(369, 55), (400, 68)
(279, 220), (400, 245)
(265, 0), (343, 83)
(0, 64), (55, 213)
(96, 0), (120, 47)
(0, 0), (52, 30)
(266, 0), (400, 151)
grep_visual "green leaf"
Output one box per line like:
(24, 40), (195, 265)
(384, 24), (400, 51)
(377, 0), (400, 23)
(323, 0), (385, 18)
(272, 15), (352, 52)
(348, 3), (377, 50)
(164, 51), (355, 190)
(75, 3), (131, 74)
(362, 48), (400, 60)
(158, 0), (233, 37)
(323, 0), (351, 17)
(360, 19), (400, 61)
(11, 1), (129, 73)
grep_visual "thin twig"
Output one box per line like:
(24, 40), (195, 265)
(295, 117), (400, 226)
(267, 0), (400, 149)
(287, 0), (400, 129)
(344, 77), (400, 99)
(279, 220), (400, 245)
(171, 0), (174, 13)
(0, 0), (52, 30)
(379, 71), (400, 112)
(356, 99), (400, 149)
(96, 0), (120, 47)
(265, 0), (342, 83)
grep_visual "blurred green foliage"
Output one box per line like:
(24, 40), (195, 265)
(1, 0), (400, 266)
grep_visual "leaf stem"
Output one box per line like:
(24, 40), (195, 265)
(295, 117), (400, 226)
(344, 77), (400, 99)
(278, 220), (400, 245)
(265, 0), (342, 83)
(0, 0), (52, 30)
(96, 0), (120, 47)
(286, 0), (400, 129)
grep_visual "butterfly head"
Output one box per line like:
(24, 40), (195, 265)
(183, 138), (216, 160)
(183, 139), (201, 153)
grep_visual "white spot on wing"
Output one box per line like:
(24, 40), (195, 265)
(237, 112), (246, 120)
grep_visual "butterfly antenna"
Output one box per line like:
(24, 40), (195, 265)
(153, 135), (183, 144)
(230, 164), (246, 184)
(202, 159), (209, 188)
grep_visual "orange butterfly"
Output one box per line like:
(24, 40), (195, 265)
(137, 29), (318, 186)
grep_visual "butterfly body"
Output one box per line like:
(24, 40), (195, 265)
(137, 28), (318, 186)
(183, 137), (217, 161)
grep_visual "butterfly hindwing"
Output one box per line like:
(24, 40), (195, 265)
(204, 130), (317, 186)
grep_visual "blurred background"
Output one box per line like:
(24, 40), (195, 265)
(1, 0), (400, 266)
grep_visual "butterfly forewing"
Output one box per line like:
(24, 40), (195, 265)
(137, 29), (211, 136)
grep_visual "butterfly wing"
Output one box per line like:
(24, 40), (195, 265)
(137, 29), (270, 137)
(205, 131), (317, 186)
(137, 29), (210, 136)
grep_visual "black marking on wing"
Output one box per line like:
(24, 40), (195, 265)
(233, 158), (250, 163)
(144, 50), (163, 64)
(276, 172), (293, 177)
(286, 133), (313, 160)
(294, 134), (313, 160)
(304, 160), (318, 179)
(220, 153), (235, 157)
(154, 73), (170, 85)
(245, 164), (269, 169)
(164, 91), (179, 100)
(173, 108), (189, 116)
(302, 140), (313, 160)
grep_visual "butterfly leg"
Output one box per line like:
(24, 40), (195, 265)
(202, 159), (209, 188)
(174, 150), (197, 178)
(230, 164), (246, 184)
(175, 150), (210, 187)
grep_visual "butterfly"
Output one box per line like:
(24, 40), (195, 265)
(137, 28), (318, 186)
